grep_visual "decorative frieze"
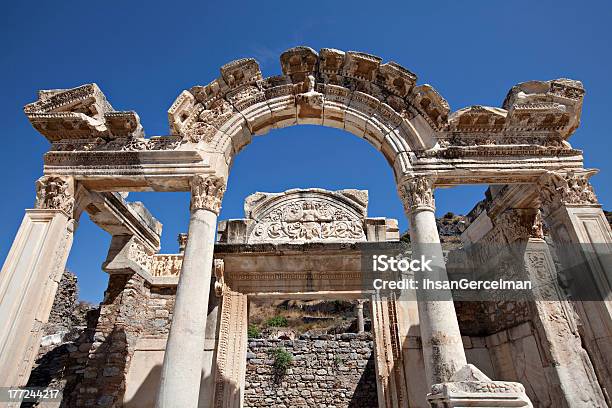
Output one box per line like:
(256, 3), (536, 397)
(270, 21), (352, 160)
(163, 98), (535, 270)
(35, 176), (75, 216)
(150, 254), (183, 277)
(398, 176), (435, 213)
(127, 239), (154, 270)
(190, 175), (226, 214)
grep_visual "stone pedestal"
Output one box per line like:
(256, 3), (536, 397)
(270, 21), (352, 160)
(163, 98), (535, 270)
(0, 209), (75, 387)
(427, 365), (533, 408)
(399, 177), (467, 387)
(156, 175), (225, 408)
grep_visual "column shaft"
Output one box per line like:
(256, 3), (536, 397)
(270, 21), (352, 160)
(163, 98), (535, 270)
(156, 175), (225, 408)
(356, 300), (365, 333)
(409, 209), (467, 386)
(156, 209), (218, 407)
(399, 176), (466, 387)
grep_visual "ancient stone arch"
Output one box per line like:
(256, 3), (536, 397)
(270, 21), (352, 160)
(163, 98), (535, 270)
(1, 46), (610, 408)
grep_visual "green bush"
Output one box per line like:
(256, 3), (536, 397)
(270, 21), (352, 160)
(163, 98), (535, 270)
(266, 315), (288, 327)
(247, 324), (261, 338)
(270, 347), (293, 374)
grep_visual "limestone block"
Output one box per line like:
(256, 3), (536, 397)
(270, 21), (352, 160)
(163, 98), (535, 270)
(264, 82), (297, 129)
(321, 84), (351, 129)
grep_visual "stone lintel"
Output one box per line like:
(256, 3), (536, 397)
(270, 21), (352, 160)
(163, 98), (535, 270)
(43, 149), (213, 192)
(86, 192), (162, 251)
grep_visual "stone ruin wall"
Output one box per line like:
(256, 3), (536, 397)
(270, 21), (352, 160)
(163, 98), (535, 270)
(245, 334), (377, 408)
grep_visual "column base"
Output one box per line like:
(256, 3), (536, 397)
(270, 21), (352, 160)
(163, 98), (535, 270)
(427, 365), (533, 408)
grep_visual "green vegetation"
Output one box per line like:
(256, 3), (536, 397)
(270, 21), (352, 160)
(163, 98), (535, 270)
(270, 347), (293, 374)
(266, 315), (288, 327)
(247, 324), (261, 338)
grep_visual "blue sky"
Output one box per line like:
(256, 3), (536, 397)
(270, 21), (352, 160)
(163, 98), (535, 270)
(1, 0), (610, 302)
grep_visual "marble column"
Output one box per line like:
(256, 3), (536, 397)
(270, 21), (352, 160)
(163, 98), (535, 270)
(538, 170), (612, 401)
(156, 175), (226, 408)
(0, 176), (79, 387)
(356, 300), (365, 333)
(398, 176), (467, 387)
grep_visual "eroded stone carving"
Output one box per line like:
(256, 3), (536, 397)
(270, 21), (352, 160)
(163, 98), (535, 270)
(428, 364), (533, 407)
(35, 176), (75, 216)
(190, 175), (226, 214)
(503, 79), (584, 138)
(127, 240), (154, 271)
(398, 176), (435, 212)
(24, 84), (144, 142)
(495, 209), (544, 242)
(409, 85), (450, 131)
(538, 170), (598, 216)
(214, 259), (225, 296)
(150, 254), (183, 277)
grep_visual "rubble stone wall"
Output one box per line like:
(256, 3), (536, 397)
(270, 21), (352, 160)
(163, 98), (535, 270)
(244, 334), (377, 408)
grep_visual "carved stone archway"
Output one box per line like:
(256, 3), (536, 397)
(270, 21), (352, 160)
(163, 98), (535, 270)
(1, 45), (608, 408)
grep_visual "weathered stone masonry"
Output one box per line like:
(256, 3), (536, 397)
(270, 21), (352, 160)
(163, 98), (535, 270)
(245, 334), (377, 408)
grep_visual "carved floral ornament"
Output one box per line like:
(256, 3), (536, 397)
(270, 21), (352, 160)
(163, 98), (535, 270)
(190, 175), (226, 214)
(244, 189), (368, 243)
(398, 176), (435, 213)
(35, 176), (75, 216)
(538, 170), (598, 215)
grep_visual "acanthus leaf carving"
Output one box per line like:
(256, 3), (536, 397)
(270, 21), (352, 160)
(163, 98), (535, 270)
(190, 175), (226, 214)
(398, 176), (435, 213)
(538, 170), (598, 216)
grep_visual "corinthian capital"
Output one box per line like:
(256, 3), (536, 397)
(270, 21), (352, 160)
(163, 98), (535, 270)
(538, 170), (598, 216)
(190, 175), (226, 214)
(398, 176), (436, 213)
(35, 176), (75, 216)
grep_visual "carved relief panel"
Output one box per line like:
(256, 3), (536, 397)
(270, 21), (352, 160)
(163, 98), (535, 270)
(244, 189), (368, 243)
